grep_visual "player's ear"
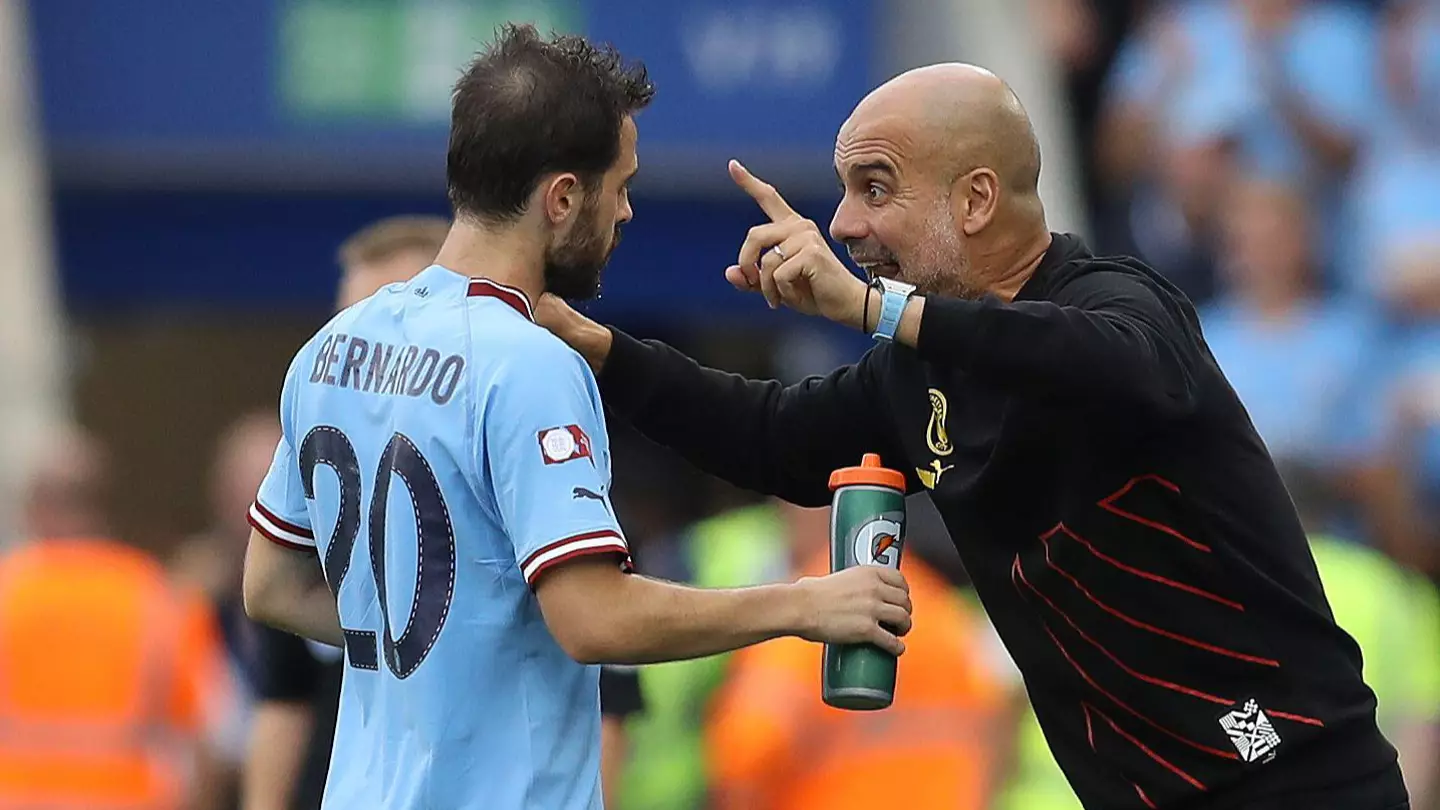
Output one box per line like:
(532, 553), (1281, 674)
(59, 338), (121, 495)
(541, 173), (584, 227)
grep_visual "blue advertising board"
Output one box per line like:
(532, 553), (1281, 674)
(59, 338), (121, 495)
(28, 0), (876, 192)
(51, 186), (851, 319)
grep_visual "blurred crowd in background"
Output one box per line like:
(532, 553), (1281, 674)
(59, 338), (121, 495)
(4, 0), (1440, 808)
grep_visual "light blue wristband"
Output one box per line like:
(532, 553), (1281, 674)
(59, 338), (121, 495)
(872, 280), (915, 342)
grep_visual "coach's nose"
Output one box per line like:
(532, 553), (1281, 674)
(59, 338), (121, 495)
(829, 193), (869, 244)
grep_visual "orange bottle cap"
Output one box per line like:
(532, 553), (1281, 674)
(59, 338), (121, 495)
(828, 453), (906, 491)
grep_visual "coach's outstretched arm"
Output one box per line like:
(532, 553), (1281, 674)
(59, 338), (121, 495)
(898, 274), (1202, 420)
(723, 162), (1203, 422)
(537, 298), (907, 507)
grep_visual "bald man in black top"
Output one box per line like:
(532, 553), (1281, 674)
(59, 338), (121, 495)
(539, 64), (1407, 809)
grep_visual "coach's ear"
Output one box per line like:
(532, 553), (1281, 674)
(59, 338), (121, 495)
(540, 172), (585, 227)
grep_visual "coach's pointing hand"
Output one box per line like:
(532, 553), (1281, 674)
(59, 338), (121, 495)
(727, 160), (871, 331)
(793, 566), (913, 656)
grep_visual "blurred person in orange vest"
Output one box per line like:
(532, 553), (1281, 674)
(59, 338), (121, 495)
(238, 215), (646, 809)
(171, 412), (287, 809)
(0, 424), (233, 810)
(705, 499), (1015, 810)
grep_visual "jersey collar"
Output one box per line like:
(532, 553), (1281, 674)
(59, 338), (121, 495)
(465, 278), (536, 322)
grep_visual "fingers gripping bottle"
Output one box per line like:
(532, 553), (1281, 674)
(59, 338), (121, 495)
(823, 453), (908, 711)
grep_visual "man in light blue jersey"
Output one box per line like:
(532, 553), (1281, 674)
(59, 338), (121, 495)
(240, 24), (913, 810)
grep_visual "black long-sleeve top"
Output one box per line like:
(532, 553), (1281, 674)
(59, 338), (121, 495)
(597, 233), (1399, 809)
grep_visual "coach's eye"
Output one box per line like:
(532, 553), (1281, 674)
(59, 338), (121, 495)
(865, 183), (887, 204)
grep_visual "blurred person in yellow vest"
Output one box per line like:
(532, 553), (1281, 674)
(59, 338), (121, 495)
(705, 500), (1014, 810)
(0, 425), (232, 810)
(1283, 465), (1440, 804)
(617, 502), (790, 810)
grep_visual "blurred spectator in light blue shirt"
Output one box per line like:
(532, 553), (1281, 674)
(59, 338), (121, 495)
(1201, 178), (1382, 532)
(1347, 0), (1440, 313)
(1097, 0), (1380, 300)
(1337, 0), (1440, 573)
(1349, 322), (1440, 573)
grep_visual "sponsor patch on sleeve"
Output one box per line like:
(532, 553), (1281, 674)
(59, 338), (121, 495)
(538, 425), (592, 465)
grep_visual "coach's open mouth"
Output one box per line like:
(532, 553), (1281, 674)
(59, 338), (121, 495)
(857, 261), (900, 280)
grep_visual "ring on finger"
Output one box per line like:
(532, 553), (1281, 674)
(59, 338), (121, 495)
(770, 245), (787, 261)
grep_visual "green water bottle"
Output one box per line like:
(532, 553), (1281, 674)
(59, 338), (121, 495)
(822, 453), (908, 711)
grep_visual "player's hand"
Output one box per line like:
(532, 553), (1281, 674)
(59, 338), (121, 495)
(727, 160), (871, 331)
(534, 293), (613, 373)
(792, 566), (912, 655)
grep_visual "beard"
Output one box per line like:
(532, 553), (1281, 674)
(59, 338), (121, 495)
(544, 199), (620, 301)
(848, 203), (982, 299)
(911, 207), (984, 300)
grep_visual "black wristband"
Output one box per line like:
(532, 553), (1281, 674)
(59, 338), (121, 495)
(863, 277), (883, 335)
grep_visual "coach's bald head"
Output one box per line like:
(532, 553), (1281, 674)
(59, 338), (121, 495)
(830, 63), (1050, 300)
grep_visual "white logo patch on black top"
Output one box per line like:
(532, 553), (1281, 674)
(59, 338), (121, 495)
(1219, 699), (1281, 763)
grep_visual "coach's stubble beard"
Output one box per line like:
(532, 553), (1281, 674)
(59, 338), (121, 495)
(544, 196), (620, 301)
(894, 200), (984, 301)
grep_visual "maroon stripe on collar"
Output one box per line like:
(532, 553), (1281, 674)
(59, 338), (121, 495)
(467, 278), (535, 322)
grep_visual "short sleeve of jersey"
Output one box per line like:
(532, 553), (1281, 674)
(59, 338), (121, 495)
(247, 349), (317, 551)
(481, 339), (629, 587)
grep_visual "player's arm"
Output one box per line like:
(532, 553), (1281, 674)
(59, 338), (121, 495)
(487, 341), (912, 665)
(243, 530), (342, 647)
(537, 297), (905, 507)
(890, 271), (1203, 421)
(242, 359), (343, 646)
(536, 557), (908, 665)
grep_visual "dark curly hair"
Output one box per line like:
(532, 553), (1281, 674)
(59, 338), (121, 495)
(447, 23), (655, 224)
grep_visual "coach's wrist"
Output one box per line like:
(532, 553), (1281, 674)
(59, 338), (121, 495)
(536, 293), (613, 372)
(573, 322), (613, 373)
(845, 276), (875, 333)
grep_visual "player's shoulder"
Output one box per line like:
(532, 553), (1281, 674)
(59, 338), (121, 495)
(489, 327), (595, 393)
(461, 304), (596, 418)
(281, 310), (349, 381)
(463, 295), (590, 376)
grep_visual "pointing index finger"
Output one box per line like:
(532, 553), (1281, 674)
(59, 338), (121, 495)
(729, 159), (798, 222)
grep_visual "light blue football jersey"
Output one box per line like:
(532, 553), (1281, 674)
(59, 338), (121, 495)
(246, 264), (630, 810)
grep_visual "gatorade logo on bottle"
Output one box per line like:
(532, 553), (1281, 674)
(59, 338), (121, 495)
(852, 516), (904, 569)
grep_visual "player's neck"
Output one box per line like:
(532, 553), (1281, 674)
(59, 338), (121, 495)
(433, 219), (546, 306)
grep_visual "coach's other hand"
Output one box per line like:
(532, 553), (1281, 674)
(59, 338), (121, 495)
(727, 160), (871, 331)
(535, 293), (613, 373)
(793, 565), (912, 656)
